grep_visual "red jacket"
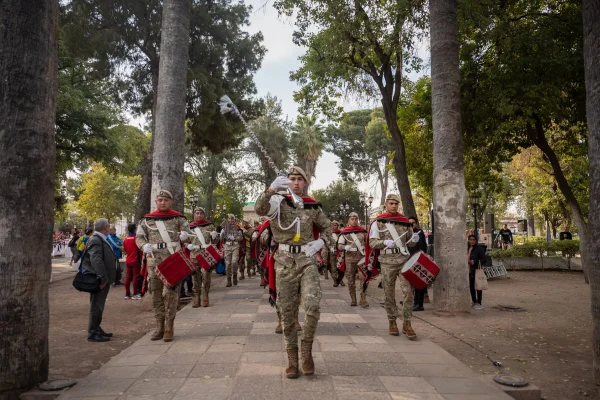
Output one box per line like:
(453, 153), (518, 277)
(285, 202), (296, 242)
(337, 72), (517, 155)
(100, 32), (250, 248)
(123, 235), (141, 266)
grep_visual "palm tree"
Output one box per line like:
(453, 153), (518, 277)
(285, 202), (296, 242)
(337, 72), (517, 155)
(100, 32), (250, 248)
(291, 115), (325, 194)
(430, 0), (470, 314)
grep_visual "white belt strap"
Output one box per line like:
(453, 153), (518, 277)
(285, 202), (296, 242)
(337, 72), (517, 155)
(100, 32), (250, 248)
(194, 227), (207, 247)
(350, 233), (364, 255)
(385, 223), (409, 256)
(155, 220), (176, 255)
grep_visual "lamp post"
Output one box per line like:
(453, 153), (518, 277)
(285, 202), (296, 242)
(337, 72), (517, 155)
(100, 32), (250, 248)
(187, 194), (199, 219)
(215, 202), (227, 222)
(360, 193), (374, 228)
(339, 200), (350, 220)
(470, 193), (480, 240)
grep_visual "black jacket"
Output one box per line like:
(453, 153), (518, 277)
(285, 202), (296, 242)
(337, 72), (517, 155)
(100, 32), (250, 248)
(81, 234), (117, 285)
(467, 244), (486, 274)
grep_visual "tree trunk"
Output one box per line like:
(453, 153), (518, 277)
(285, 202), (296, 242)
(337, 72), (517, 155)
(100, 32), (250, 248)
(527, 217), (535, 236)
(377, 155), (390, 205)
(583, 0), (600, 385)
(0, 0), (58, 397)
(430, 0), (470, 315)
(151, 0), (191, 212)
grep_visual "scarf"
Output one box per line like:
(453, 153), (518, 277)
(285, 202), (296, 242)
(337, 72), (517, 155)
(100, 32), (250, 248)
(334, 225), (367, 285)
(144, 209), (183, 219)
(189, 219), (212, 228)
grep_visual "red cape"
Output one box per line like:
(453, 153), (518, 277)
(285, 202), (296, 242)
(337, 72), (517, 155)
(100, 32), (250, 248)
(190, 219), (212, 228)
(144, 209), (183, 218)
(340, 225), (367, 234)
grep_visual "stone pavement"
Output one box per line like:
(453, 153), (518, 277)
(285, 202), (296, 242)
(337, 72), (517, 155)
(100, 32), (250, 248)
(57, 274), (513, 400)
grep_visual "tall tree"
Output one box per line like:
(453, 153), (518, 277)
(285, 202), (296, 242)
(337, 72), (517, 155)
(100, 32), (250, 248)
(583, 0), (600, 384)
(291, 115), (325, 194)
(0, 0), (58, 396)
(151, 0), (191, 210)
(311, 180), (363, 221)
(430, 0), (469, 314)
(273, 0), (428, 218)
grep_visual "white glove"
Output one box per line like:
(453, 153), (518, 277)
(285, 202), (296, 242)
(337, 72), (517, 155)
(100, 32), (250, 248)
(269, 176), (293, 191)
(187, 244), (198, 251)
(344, 245), (352, 252)
(330, 247), (334, 252)
(143, 243), (153, 253)
(227, 234), (234, 240)
(305, 239), (325, 257)
(179, 231), (189, 241)
(210, 231), (218, 239)
(384, 240), (396, 248)
(338, 235), (346, 244)
(410, 233), (420, 244)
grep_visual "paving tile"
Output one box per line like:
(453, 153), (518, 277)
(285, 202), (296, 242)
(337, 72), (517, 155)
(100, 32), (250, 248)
(342, 323), (380, 336)
(314, 322), (346, 335)
(319, 342), (358, 352)
(244, 335), (283, 352)
(252, 322), (277, 329)
(426, 377), (499, 394)
(171, 377), (231, 400)
(389, 393), (445, 400)
(402, 352), (457, 365)
(335, 392), (392, 400)
(282, 392), (336, 400)
(156, 353), (201, 365)
(231, 392), (284, 400)
(188, 362), (238, 378)
(125, 378), (185, 396)
(117, 395), (175, 400)
(379, 377), (437, 393)
(322, 351), (406, 364)
(389, 343), (439, 354)
(166, 340), (210, 354)
(94, 366), (150, 380)
(186, 324), (222, 336)
(317, 335), (352, 344)
(217, 328), (252, 336)
(318, 313), (338, 323)
(123, 345), (172, 355)
(197, 351), (242, 364)
(334, 314), (367, 323)
(230, 313), (256, 322)
(233, 375), (282, 392)
(410, 363), (474, 378)
(441, 395), (510, 400)
(237, 362), (282, 376)
(332, 375), (387, 392)
(250, 328), (277, 335)
(212, 335), (247, 345)
(282, 374), (333, 392)
(326, 362), (417, 376)
(241, 351), (283, 364)
(112, 354), (162, 367)
(350, 335), (388, 344)
(207, 343), (245, 352)
(141, 363), (195, 379)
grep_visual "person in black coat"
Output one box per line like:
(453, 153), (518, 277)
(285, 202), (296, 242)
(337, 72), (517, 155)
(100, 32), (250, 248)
(407, 217), (428, 311)
(468, 234), (486, 309)
(81, 218), (117, 341)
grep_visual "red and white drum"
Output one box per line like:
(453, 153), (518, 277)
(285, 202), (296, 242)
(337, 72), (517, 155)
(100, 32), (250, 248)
(401, 251), (440, 289)
(156, 249), (197, 288)
(195, 244), (223, 271)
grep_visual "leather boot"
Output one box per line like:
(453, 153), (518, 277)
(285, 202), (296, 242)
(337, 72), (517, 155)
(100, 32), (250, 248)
(301, 340), (315, 375)
(163, 319), (174, 342)
(402, 322), (418, 341)
(192, 294), (201, 308)
(389, 320), (399, 336)
(324, 269), (329, 279)
(233, 275), (238, 286)
(340, 280), (345, 286)
(359, 292), (369, 308)
(333, 281), (339, 287)
(285, 347), (299, 379)
(226, 278), (232, 287)
(202, 291), (209, 307)
(350, 291), (357, 307)
(240, 271), (245, 280)
(260, 279), (267, 287)
(150, 318), (165, 341)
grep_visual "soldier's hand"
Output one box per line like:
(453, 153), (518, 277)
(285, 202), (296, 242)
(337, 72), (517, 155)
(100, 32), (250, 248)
(410, 233), (420, 243)
(227, 234), (235, 240)
(305, 239), (325, 257)
(269, 176), (292, 191)
(187, 244), (198, 251)
(179, 231), (189, 241)
(344, 245), (352, 252)
(143, 243), (153, 253)
(384, 240), (396, 248)
(210, 231), (218, 239)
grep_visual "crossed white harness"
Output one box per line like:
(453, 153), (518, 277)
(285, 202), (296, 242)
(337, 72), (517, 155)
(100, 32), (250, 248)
(143, 219), (180, 255)
(369, 222), (409, 256)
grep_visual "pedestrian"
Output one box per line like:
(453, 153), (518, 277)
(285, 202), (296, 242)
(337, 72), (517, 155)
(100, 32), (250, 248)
(122, 223), (142, 300)
(468, 234), (486, 310)
(337, 212), (369, 307)
(68, 228), (81, 266)
(495, 224), (514, 249)
(80, 218), (117, 342)
(107, 225), (123, 286)
(136, 190), (192, 342)
(255, 166), (331, 379)
(365, 194), (421, 340)
(187, 207), (219, 307)
(220, 214), (243, 287)
(408, 216), (428, 312)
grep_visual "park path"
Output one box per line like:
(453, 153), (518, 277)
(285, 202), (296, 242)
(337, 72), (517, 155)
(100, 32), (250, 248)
(57, 274), (512, 400)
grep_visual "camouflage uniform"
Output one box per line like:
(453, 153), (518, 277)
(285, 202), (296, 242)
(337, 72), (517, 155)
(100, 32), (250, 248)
(338, 229), (367, 305)
(189, 221), (217, 307)
(221, 222), (243, 285)
(368, 219), (414, 324)
(242, 225), (257, 277)
(254, 192), (331, 350)
(329, 227), (344, 286)
(136, 212), (192, 338)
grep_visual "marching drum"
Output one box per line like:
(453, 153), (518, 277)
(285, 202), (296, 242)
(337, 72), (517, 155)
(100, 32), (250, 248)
(401, 251), (440, 289)
(195, 244), (223, 271)
(155, 249), (197, 288)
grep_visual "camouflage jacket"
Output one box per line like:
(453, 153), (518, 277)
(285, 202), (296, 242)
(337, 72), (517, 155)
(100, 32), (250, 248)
(136, 214), (192, 267)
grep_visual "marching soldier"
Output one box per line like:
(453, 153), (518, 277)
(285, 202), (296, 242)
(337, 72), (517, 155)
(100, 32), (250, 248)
(330, 220), (345, 287)
(187, 207), (219, 307)
(337, 212), (369, 308)
(255, 166), (331, 379)
(366, 194), (421, 340)
(221, 214), (243, 287)
(241, 219), (256, 279)
(136, 190), (192, 342)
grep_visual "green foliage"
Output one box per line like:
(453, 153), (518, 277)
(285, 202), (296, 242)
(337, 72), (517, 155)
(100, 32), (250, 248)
(290, 115), (325, 188)
(490, 239), (581, 260)
(311, 180), (363, 221)
(548, 239), (581, 258)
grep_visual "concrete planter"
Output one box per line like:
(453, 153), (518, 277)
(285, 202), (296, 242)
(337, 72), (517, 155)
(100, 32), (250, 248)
(495, 256), (582, 271)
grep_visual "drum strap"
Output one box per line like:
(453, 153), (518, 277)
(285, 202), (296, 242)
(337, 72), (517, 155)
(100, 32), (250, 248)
(194, 227), (207, 247)
(350, 233), (364, 255)
(385, 223), (409, 256)
(155, 220), (175, 255)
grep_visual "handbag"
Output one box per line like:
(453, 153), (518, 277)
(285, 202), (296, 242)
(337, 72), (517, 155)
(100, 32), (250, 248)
(73, 271), (101, 293)
(474, 262), (488, 291)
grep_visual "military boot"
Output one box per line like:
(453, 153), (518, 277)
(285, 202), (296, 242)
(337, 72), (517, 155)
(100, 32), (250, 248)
(340, 280), (345, 286)
(333, 280), (339, 287)
(324, 269), (329, 279)
(359, 292), (369, 308)
(350, 291), (357, 306)
(163, 319), (175, 342)
(276, 314), (283, 334)
(192, 294), (201, 308)
(202, 291), (209, 307)
(226, 278), (232, 287)
(389, 320), (400, 336)
(233, 275), (238, 286)
(240, 271), (245, 280)
(301, 340), (315, 375)
(402, 322), (418, 341)
(296, 320), (302, 331)
(285, 347), (299, 379)
(150, 318), (165, 341)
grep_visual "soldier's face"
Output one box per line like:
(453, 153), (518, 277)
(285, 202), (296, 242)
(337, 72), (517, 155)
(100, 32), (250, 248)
(385, 200), (399, 214)
(288, 174), (305, 195)
(156, 196), (173, 211)
(349, 216), (359, 227)
(228, 216), (235, 222)
(194, 210), (205, 220)
(332, 223), (339, 230)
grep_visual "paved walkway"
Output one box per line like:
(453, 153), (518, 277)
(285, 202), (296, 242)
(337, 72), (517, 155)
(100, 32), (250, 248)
(57, 274), (512, 400)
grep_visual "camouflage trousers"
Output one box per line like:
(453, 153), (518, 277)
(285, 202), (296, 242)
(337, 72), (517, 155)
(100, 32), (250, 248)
(329, 255), (339, 282)
(346, 259), (365, 298)
(191, 266), (213, 297)
(148, 268), (180, 323)
(275, 252), (322, 349)
(380, 261), (414, 324)
(246, 256), (257, 275)
(223, 244), (240, 280)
